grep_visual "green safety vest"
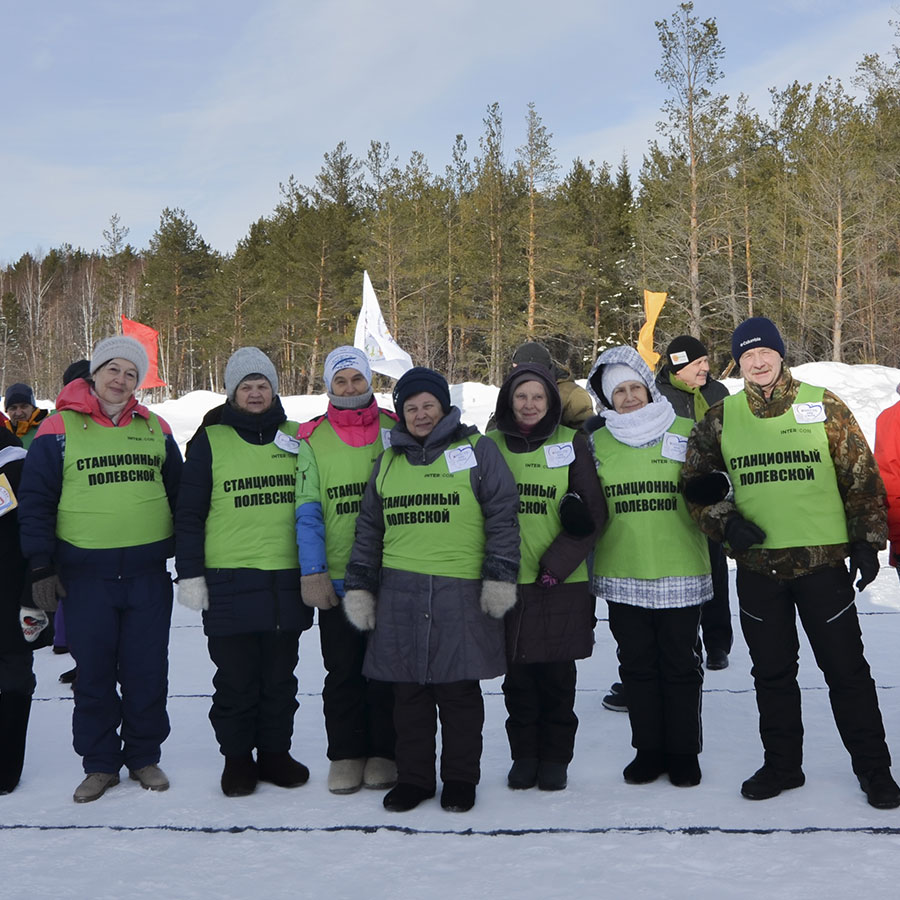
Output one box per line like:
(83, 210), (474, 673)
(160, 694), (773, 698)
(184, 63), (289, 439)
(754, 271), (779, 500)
(486, 425), (587, 584)
(593, 417), (710, 579)
(56, 410), (172, 549)
(204, 422), (300, 570)
(306, 413), (394, 579)
(721, 383), (849, 549)
(376, 435), (485, 579)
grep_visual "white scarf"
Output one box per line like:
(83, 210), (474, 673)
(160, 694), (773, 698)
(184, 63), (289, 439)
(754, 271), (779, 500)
(601, 399), (676, 448)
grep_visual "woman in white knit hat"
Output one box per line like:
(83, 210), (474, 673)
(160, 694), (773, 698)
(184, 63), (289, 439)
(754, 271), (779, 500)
(18, 335), (183, 803)
(296, 345), (399, 795)
(586, 344), (711, 789)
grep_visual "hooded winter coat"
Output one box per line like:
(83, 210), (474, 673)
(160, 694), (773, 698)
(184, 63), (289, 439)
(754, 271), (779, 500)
(345, 406), (520, 684)
(488, 364), (605, 662)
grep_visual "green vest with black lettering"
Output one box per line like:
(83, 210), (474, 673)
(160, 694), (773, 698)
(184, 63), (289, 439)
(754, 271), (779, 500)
(720, 383), (849, 549)
(204, 423), (300, 570)
(56, 411), (172, 549)
(593, 417), (709, 579)
(307, 413), (394, 579)
(486, 425), (587, 584)
(376, 436), (485, 579)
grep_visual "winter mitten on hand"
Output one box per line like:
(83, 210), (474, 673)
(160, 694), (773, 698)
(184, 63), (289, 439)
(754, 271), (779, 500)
(20, 607), (49, 643)
(480, 580), (517, 619)
(535, 565), (560, 588)
(682, 472), (731, 506)
(30, 569), (66, 613)
(177, 576), (209, 611)
(849, 541), (880, 592)
(300, 572), (340, 610)
(558, 492), (595, 538)
(723, 515), (767, 552)
(343, 589), (377, 631)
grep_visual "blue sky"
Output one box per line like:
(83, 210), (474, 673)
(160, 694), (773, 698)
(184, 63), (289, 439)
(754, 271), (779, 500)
(2, 0), (897, 263)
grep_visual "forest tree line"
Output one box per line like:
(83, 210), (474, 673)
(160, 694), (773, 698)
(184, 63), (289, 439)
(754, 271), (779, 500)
(3, 3), (900, 401)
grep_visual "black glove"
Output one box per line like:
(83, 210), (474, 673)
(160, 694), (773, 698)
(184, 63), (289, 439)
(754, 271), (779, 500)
(724, 516), (766, 552)
(682, 472), (731, 506)
(558, 492), (595, 538)
(848, 541), (879, 592)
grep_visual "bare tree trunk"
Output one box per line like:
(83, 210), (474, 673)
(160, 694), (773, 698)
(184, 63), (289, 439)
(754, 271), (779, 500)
(832, 194), (844, 362)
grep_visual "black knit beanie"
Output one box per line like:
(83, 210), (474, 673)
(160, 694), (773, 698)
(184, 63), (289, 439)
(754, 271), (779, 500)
(665, 336), (708, 372)
(392, 367), (451, 414)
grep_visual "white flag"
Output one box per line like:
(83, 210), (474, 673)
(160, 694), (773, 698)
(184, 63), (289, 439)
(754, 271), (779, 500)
(353, 271), (414, 380)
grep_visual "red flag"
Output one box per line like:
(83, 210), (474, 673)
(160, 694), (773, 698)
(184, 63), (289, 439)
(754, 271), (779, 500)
(121, 316), (166, 389)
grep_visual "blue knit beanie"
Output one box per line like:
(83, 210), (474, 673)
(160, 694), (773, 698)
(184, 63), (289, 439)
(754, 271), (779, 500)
(731, 317), (785, 363)
(392, 367), (451, 414)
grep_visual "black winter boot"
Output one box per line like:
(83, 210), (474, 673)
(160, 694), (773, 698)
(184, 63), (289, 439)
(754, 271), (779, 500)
(221, 753), (258, 797)
(383, 782), (435, 812)
(623, 750), (666, 785)
(440, 780), (476, 812)
(257, 751), (310, 788)
(667, 753), (702, 787)
(0, 693), (33, 794)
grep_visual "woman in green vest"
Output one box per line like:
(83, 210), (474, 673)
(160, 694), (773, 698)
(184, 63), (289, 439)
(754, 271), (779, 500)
(18, 336), (183, 803)
(587, 345), (711, 788)
(343, 366), (520, 814)
(487, 363), (606, 792)
(175, 347), (313, 798)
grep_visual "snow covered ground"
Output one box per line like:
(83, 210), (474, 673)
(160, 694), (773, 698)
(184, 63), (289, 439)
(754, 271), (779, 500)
(4, 361), (900, 900)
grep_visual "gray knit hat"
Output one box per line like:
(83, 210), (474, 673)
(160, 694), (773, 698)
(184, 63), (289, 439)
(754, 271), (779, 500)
(90, 336), (149, 388)
(4, 382), (36, 408)
(224, 347), (279, 399)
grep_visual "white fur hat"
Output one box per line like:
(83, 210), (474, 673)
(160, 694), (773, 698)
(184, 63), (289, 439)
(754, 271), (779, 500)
(601, 363), (644, 401)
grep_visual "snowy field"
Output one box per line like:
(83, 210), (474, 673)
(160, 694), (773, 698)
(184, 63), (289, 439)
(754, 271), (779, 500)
(4, 361), (900, 900)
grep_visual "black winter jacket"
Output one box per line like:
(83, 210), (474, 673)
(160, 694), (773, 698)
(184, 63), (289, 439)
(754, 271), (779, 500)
(175, 397), (312, 637)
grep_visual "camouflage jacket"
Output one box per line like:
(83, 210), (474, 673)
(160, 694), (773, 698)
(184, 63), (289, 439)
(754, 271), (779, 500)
(682, 366), (887, 579)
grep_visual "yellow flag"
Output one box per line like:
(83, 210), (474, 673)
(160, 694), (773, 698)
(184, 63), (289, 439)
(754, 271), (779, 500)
(637, 290), (667, 369)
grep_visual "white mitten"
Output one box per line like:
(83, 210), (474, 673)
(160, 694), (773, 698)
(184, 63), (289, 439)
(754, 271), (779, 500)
(480, 580), (517, 619)
(343, 589), (377, 631)
(301, 572), (340, 609)
(20, 607), (49, 643)
(177, 576), (209, 611)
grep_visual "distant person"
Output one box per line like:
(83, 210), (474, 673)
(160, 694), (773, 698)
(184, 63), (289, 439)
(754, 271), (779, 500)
(176, 347), (312, 798)
(3, 383), (51, 449)
(344, 366), (520, 813)
(656, 336), (732, 671)
(874, 383), (900, 584)
(295, 346), (398, 795)
(52, 360), (91, 674)
(683, 316), (900, 809)
(18, 336), (183, 803)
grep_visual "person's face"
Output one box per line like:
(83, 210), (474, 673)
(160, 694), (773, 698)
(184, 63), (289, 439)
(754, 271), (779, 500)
(403, 392), (444, 439)
(6, 401), (35, 424)
(93, 358), (138, 405)
(676, 356), (710, 389)
(739, 347), (783, 394)
(611, 380), (650, 414)
(234, 377), (274, 413)
(331, 368), (369, 397)
(512, 380), (548, 427)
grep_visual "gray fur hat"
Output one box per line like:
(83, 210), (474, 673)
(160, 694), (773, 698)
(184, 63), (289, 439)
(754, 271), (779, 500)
(90, 336), (149, 388)
(224, 347), (279, 399)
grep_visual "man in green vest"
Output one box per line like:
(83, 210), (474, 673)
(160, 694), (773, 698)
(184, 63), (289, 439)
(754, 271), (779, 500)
(682, 316), (899, 810)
